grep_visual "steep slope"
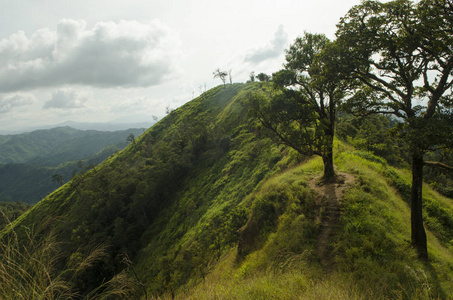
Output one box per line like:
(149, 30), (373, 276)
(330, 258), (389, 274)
(2, 82), (453, 299)
(3, 83), (292, 295)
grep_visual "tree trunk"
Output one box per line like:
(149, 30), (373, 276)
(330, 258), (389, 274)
(322, 149), (335, 180)
(411, 152), (428, 261)
(322, 113), (336, 180)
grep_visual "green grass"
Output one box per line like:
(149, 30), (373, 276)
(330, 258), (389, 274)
(2, 83), (453, 299)
(161, 146), (453, 299)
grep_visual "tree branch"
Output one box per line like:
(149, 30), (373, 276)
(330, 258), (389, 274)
(424, 161), (453, 171)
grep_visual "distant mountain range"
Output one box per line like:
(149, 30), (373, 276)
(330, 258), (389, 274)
(0, 120), (156, 135)
(0, 126), (148, 203)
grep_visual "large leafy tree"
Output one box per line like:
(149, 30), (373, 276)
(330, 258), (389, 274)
(250, 33), (347, 179)
(334, 0), (453, 260)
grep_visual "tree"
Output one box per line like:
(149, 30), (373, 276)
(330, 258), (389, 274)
(334, 0), (453, 260)
(51, 174), (64, 187)
(251, 32), (347, 179)
(213, 69), (228, 88)
(127, 133), (136, 146)
(228, 69), (233, 85)
(165, 105), (174, 115)
(257, 73), (271, 82)
(249, 71), (255, 82)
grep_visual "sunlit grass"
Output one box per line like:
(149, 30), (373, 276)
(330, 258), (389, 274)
(160, 145), (453, 299)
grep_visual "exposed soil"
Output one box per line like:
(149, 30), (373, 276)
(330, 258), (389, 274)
(308, 172), (355, 271)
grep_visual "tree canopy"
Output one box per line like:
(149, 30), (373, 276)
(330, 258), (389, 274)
(251, 32), (348, 179)
(334, 0), (453, 260)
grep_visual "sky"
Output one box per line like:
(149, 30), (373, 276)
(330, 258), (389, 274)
(0, 0), (362, 133)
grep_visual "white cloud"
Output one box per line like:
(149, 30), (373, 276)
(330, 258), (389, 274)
(0, 93), (35, 114)
(44, 88), (89, 109)
(244, 25), (288, 65)
(110, 96), (151, 113)
(0, 19), (181, 92)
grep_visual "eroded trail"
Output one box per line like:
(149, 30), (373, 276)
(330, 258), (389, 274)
(308, 172), (355, 270)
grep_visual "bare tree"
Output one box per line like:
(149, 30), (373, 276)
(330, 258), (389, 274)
(213, 68), (228, 88)
(165, 105), (174, 115)
(51, 174), (64, 186)
(249, 71), (255, 82)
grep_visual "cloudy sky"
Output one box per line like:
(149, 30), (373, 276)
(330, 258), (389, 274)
(0, 0), (362, 133)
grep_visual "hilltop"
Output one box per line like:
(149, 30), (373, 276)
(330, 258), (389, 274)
(2, 82), (453, 299)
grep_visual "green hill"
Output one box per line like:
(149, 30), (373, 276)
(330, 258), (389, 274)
(0, 127), (145, 203)
(0, 145), (116, 203)
(2, 83), (453, 299)
(0, 126), (145, 166)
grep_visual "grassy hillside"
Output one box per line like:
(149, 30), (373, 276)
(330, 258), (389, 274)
(2, 82), (453, 299)
(139, 144), (453, 299)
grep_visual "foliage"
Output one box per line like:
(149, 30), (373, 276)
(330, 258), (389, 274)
(0, 127), (144, 166)
(2, 83), (298, 297)
(251, 32), (348, 179)
(165, 148), (453, 299)
(334, 0), (453, 260)
(0, 225), (140, 299)
(0, 127), (145, 204)
(256, 73), (271, 82)
(0, 201), (30, 230)
(425, 149), (453, 198)
(1, 72), (453, 299)
(336, 113), (409, 167)
(132, 83), (301, 295)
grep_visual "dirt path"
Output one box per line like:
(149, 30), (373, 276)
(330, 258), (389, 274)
(308, 172), (355, 270)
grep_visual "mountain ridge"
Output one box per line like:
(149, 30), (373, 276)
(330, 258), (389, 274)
(0, 126), (146, 203)
(0, 126), (146, 165)
(0, 120), (155, 135)
(2, 82), (453, 299)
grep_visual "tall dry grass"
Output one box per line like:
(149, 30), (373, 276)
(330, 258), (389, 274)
(0, 213), (141, 299)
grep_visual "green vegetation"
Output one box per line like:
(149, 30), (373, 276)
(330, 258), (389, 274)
(155, 146), (453, 299)
(250, 32), (347, 180)
(0, 126), (145, 166)
(0, 127), (145, 203)
(0, 201), (30, 230)
(1, 0), (452, 298)
(334, 0), (453, 260)
(1, 82), (452, 299)
(0, 225), (141, 299)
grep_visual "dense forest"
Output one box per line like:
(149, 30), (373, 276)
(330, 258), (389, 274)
(0, 127), (145, 203)
(1, 0), (452, 299)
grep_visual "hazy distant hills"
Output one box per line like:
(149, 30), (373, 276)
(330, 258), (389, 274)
(48, 120), (155, 132)
(0, 126), (147, 203)
(0, 120), (155, 135)
(0, 126), (146, 165)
